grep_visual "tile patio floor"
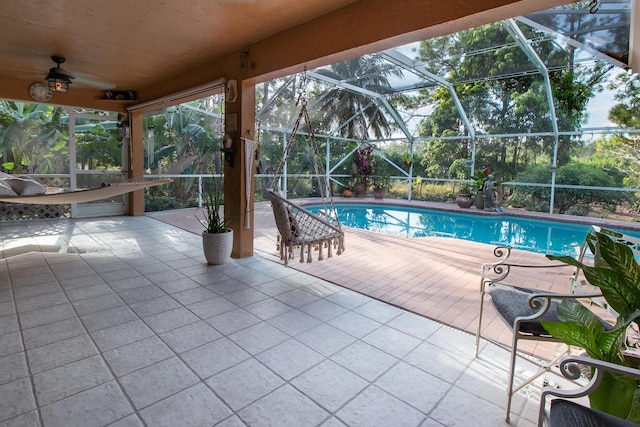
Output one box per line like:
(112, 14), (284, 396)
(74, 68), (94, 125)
(3, 200), (632, 426)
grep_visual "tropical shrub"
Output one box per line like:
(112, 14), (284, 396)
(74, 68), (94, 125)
(542, 232), (640, 421)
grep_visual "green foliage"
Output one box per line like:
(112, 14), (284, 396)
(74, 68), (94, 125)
(414, 22), (607, 183)
(542, 232), (640, 421)
(141, 97), (225, 206)
(400, 151), (413, 166)
(144, 196), (182, 212)
(565, 204), (590, 217)
(588, 135), (640, 188)
(608, 72), (640, 129)
(590, 72), (640, 188)
(471, 167), (491, 192)
(143, 102), (221, 175)
(553, 69), (594, 127)
(76, 127), (121, 170)
(0, 101), (68, 174)
(510, 162), (630, 214)
(1, 161), (13, 171)
(457, 180), (473, 195)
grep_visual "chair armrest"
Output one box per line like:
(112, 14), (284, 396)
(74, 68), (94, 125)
(480, 246), (569, 289)
(519, 292), (603, 323)
(538, 355), (640, 426)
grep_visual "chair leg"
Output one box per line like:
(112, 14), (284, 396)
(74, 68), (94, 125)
(505, 336), (569, 424)
(475, 285), (487, 358)
(505, 331), (519, 424)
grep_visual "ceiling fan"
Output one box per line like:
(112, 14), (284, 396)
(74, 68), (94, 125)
(44, 55), (116, 93)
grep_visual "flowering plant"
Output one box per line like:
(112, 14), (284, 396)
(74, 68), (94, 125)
(472, 167), (491, 192)
(352, 145), (374, 186)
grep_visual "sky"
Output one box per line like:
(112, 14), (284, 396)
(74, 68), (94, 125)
(584, 87), (616, 128)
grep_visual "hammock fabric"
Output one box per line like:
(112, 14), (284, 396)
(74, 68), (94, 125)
(0, 179), (172, 205)
(268, 190), (344, 265)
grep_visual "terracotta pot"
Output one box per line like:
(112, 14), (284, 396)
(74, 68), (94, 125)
(455, 194), (473, 208)
(373, 188), (384, 199)
(343, 189), (354, 198)
(354, 183), (367, 197)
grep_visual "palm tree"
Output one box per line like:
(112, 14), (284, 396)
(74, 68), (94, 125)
(310, 55), (402, 140)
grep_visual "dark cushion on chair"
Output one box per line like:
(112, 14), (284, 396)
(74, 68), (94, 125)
(550, 399), (637, 427)
(489, 284), (570, 336)
(489, 284), (611, 337)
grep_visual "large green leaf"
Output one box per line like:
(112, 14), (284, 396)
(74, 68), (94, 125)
(590, 371), (638, 420)
(549, 232), (640, 314)
(584, 267), (635, 314)
(593, 232), (640, 306)
(556, 300), (606, 335)
(542, 301), (633, 362)
(542, 319), (601, 358)
(542, 302), (601, 358)
(627, 387), (640, 423)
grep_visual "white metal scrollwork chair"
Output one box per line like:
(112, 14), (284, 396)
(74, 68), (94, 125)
(538, 355), (640, 427)
(473, 225), (640, 423)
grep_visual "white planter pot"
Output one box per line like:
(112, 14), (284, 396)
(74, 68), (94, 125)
(202, 229), (233, 265)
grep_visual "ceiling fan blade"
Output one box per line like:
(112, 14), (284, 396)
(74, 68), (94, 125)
(63, 69), (116, 90)
(45, 56), (116, 91)
(69, 72), (117, 90)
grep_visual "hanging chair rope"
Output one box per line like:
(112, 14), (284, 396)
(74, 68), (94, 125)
(268, 71), (345, 264)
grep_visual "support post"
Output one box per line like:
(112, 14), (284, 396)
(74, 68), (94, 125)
(128, 110), (145, 215)
(224, 80), (255, 258)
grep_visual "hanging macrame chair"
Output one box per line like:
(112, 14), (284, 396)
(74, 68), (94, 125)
(268, 83), (345, 265)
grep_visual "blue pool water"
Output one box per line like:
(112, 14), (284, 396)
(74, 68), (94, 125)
(307, 203), (640, 256)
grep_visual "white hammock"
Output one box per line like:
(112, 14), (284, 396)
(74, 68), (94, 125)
(268, 190), (344, 265)
(0, 179), (171, 205)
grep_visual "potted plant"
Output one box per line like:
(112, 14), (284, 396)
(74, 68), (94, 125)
(455, 180), (474, 208)
(541, 231), (640, 421)
(471, 167), (491, 209)
(400, 151), (414, 169)
(342, 179), (354, 197)
(197, 177), (233, 265)
(352, 144), (374, 197)
(372, 174), (391, 199)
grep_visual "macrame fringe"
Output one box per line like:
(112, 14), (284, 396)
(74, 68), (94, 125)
(268, 190), (345, 267)
(275, 234), (345, 265)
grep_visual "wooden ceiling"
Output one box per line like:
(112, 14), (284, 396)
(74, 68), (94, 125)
(0, 0), (360, 92)
(0, 0), (576, 106)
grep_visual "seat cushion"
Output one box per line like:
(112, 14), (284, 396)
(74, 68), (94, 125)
(489, 283), (570, 336)
(550, 399), (637, 427)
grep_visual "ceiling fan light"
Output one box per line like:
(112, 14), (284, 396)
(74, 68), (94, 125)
(47, 79), (69, 93)
(45, 67), (71, 93)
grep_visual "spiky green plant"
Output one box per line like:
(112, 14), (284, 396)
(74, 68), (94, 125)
(197, 177), (231, 234)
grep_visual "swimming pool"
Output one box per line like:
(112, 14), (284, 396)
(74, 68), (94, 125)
(306, 203), (640, 256)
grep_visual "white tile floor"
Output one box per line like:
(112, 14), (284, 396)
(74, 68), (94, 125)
(0, 216), (548, 426)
